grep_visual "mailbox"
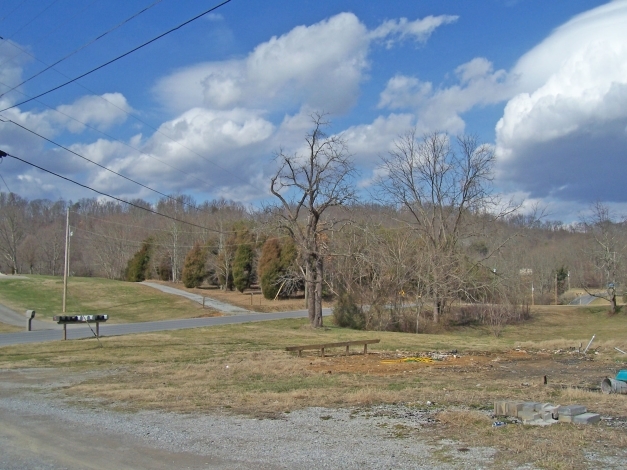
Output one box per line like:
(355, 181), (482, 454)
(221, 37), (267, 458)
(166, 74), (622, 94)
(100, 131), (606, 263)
(25, 309), (36, 331)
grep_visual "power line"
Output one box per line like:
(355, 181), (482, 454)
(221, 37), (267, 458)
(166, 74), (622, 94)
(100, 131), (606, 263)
(0, 0), (163, 99)
(0, 0), (234, 113)
(3, 117), (208, 213)
(0, 149), (223, 233)
(0, 0), (99, 70)
(0, 78), (223, 192)
(1, 0), (62, 41)
(0, 0), (28, 25)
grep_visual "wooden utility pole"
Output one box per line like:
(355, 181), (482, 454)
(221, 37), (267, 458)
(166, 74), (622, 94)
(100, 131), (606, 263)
(554, 273), (558, 305)
(62, 208), (69, 313)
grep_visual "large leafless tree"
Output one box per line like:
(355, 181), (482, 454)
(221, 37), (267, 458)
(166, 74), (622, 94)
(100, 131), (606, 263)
(379, 130), (509, 323)
(270, 113), (356, 327)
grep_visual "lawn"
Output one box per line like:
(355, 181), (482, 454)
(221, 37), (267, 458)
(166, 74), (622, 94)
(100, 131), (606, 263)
(2, 281), (627, 468)
(0, 275), (215, 323)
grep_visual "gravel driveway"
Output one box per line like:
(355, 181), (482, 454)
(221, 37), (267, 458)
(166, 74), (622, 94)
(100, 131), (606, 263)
(0, 369), (496, 470)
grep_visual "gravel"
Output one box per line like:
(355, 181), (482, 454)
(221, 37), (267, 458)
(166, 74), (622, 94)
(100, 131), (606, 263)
(0, 369), (498, 469)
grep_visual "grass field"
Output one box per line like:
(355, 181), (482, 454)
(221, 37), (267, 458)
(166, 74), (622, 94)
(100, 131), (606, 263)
(2, 278), (627, 468)
(0, 275), (216, 323)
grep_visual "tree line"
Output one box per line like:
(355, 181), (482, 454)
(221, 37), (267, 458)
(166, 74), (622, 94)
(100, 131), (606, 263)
(1, 115), (625, 329)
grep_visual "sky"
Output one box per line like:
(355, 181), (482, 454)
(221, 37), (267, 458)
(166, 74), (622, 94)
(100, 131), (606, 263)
(0, 0), (625, 222)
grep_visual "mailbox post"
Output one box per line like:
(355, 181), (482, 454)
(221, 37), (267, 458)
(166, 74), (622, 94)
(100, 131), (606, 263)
(25, 310), (36, 331)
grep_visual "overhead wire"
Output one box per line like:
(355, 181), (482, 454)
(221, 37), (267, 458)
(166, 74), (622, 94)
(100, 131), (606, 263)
(0, 0), (28, 25)
(0, 0), (268, 197)
(0, 0), (234, 113)
(0, 149), (224, 233)
(1, 0), (62, 42)
(0, 0), (163, 99)
(4, 117), (211, 213)
(0, 0), (100, 70)
(0, 79), (221, 192)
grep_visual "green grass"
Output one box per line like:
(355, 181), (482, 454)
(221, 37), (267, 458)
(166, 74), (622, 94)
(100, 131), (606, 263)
(0, 275), (212, 323)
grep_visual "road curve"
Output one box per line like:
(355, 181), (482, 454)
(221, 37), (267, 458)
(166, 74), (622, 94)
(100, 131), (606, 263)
(0, 309), (331, 347)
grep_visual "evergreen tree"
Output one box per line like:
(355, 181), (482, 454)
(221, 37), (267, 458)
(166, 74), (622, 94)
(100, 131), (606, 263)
(233, 243), (254, 292)
(125, 237), (153, 282)
(258, 238), (283, 299)
(182, 242), (207, 288)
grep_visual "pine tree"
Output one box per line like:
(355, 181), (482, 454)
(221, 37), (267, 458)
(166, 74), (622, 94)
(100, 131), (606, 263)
(125, 237), (153, 282)
(258, 238), (283, 299)
(182, 242), (207, 288)
(233, 243), (254, 292)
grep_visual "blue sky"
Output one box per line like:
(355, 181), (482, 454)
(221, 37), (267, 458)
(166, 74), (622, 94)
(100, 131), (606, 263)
(0, 0), (624, 221)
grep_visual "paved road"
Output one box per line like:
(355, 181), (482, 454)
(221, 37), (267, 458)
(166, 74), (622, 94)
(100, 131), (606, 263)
(0, 309), (330, 347)
(142, 282), (253, 314)
(569, 294), (596, 305)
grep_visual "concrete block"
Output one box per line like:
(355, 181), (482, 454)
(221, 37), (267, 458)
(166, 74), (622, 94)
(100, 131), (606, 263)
(541, 411), (558, 422)
(534, 402), (553, 412)
(519, 410), (541, 423)
(558, 414), (574, 423)
(557, 404), (587, 416)
(505, 401), (525, 417)
(494, 401), (507, 416)
(572, 413), (601, 425)
(521, 402), (541, 413)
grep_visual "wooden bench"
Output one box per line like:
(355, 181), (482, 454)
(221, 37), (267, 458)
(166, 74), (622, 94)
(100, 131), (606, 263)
(286, 339), (380, 357)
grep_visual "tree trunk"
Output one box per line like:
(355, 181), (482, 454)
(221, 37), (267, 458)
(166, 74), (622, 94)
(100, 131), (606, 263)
(305, 260), (315, 323)
(313, 256), (324, 327)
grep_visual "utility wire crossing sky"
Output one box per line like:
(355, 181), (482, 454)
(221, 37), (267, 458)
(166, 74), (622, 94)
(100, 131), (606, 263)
(0, 0), (625, 222)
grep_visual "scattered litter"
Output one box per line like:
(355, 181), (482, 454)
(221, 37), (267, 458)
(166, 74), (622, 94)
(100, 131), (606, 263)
(380, 357), (434, 364)
(615, 347), (627, 355)
(492, 421), (506, 427)
(583, 334), (596, 354)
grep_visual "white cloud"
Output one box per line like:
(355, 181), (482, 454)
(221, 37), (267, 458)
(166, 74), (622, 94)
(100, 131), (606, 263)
(54, 93), (132, 133)
(495, 0), (627, 205)
(370, 15), (458, 48)
(378, 57), (509, 133)
(154, 13), (370, 114)
(154, 12), (456, 116)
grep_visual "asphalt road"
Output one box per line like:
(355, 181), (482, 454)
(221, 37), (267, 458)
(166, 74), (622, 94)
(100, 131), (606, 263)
(0, 308), (330, 347)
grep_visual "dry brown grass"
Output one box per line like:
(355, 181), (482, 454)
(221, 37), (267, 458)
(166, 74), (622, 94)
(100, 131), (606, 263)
(2, 306), (627, 468)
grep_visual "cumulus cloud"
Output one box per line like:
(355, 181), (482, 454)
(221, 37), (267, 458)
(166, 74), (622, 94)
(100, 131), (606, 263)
(495, 0), (627, 205)
(370, 15), (458, 48)
(378, 57), (510, 133)
(153, 12), (456, 115)
(54, 93), (132, 133)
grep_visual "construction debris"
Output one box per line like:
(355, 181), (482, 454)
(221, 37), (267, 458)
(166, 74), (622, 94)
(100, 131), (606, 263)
(494, 400), (601, 426)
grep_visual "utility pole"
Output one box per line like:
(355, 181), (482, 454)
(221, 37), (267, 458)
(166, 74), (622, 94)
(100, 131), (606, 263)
(554, 273), (558, 305)
(62, 208), (69, 313)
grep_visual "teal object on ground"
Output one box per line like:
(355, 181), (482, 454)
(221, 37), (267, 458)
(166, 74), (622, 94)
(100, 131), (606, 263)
(616, 370), (627, 381)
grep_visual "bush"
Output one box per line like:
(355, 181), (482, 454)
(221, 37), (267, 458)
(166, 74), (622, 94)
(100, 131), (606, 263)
(233, 243), (254, 292)
(332, 288), (365, 329)
(181, 243), (207, 288)
(125, 237), (153, 282)
(258, 238), (298, 300)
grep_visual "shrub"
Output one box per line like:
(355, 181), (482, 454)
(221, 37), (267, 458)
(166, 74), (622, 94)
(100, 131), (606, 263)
(182, 243), (207, 288)
(332, 288), (364, 329)
(125, 237), (153, 282)
(233, 243), (254, 292)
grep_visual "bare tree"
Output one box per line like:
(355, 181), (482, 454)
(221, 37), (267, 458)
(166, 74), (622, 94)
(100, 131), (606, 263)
(270, 113), (356, 327)
(379, 130), (509, 323)
(581, 202), (625, 314)
(0, 192), (27, 273)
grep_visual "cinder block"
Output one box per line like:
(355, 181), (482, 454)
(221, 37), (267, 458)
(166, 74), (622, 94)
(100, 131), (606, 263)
(505, 401), (525, 417)
(521, 402), (541, 413)
(572, 413), (601, 425)
(558, 414), (574, 423)
(541, 411), (558, 422)
(534, 402), (553, 412)
(494, 401), (507, 416)
(519, 410), (541, 423)
(557, 405), (587, 416)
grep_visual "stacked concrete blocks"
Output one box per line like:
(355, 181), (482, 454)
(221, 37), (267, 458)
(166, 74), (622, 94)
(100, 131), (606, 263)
(494, 400), (600, 426)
